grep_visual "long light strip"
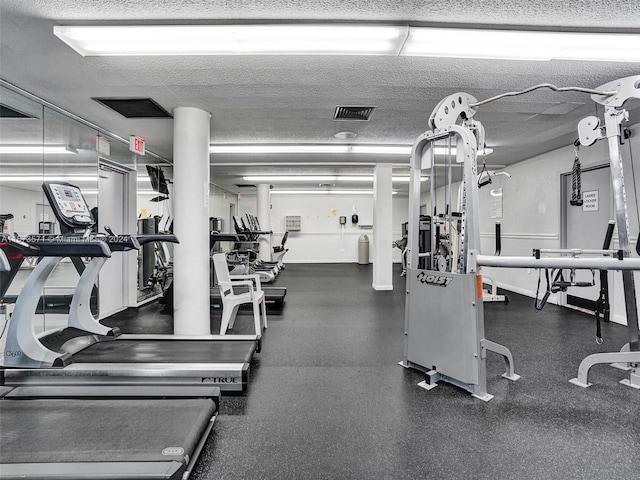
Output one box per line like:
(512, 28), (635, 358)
(402, 27), (640, 62)
(0, 145), (77, 155)
(212, 144), (469, 156)
(212, 144), (499, 156)
(0, 175), (152, 182)
(211, 145), (352, 154)
(210, 144), (414, 155)
(53, 24), (640, 62)
(54, 25), (408, 56)
(271, 190), (375, 195)
(243, 175), (427, 182)
(0, 175), (97, 182)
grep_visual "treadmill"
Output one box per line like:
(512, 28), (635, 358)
(1, 182), (260, 392)
(0, 232), (221, 479)
(0, 384), (220, 480)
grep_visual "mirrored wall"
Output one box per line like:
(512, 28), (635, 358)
(0, 82), (172, 334)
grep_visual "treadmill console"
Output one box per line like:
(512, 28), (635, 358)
(43, 182), (94, 232)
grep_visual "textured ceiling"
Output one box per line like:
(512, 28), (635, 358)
(1, 0), (639, 193)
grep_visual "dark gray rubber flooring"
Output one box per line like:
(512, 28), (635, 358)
(108, 264), (639, 480)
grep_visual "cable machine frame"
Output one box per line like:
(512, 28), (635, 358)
(401, 75), (640, 400)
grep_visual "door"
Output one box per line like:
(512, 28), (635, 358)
(98, 162), (127, 318)
(561, 165), (613, 308)
(229, 203), (236, 233)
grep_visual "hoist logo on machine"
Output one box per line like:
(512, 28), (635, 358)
(416, 272), (453, 287)
(4, 350), (23, 357)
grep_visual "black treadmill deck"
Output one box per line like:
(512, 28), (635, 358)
(71, 339), (255, 364)
(0, 397), (217, 479)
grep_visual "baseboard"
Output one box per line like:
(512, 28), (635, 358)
(372, 283), (393, 291)
(493, 281), (628, 326)
(492, 282), (561, 306)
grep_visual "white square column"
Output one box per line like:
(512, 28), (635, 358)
(256, 183), (271, 261)
(373, 163), (393, 290)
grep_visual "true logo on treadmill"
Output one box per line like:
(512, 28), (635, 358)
(206, 377), (239, 383)
(416, 272), (453, 287)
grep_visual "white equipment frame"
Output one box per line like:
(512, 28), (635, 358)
(401, 76), (640, 400)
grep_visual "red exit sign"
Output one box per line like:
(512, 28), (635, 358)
(129, 135), (146, 155)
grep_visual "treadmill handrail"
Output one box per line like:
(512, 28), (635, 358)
(135, 233), (179, 246)
(22, 235), (111, 257)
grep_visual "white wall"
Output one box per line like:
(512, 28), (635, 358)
(209, 186), (238, 233)
(0, 186), (99, 236)
(477, 123), (640, 326)
(136, 183), (238, 233)
(0, 186), (42, 236)
(237, 192), (408, 263)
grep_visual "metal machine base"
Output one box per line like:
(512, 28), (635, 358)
(418, 370), (494, 402)
(569, 350), (640, 389)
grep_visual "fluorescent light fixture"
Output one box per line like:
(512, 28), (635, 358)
(211, 145), (350, 154)
(54, 24), (408, 56)
(213, 162), (378, 167)
(211, 144), (412, 155)
(54, 24), (639, 62)
(0, 175), (97, 182)
(351, 145), (411, 155)
(243, 175), (427, 182)
(0, 145), (77, 155)
(213, 144), (462, 157)
(394, 176), (429, 182)
(245, 175), (339, 182)
(0, 162), (91, 167)
(271, 190), (375, 195)
(212, 144), (461, 156)
(402, 27), (640, 62)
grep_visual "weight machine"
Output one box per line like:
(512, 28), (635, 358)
(401, 75), (640, 400)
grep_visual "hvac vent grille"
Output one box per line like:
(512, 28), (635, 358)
(333, 106), (376, 121)
(0, 104), (36, 118)
(235, 184), (257, 188)
(92, 98), (172, 118)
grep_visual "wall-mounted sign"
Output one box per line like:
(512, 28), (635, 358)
(490, 188), (503, 219)
(129, 135), (145, 155)
(582, 190), (598, 212)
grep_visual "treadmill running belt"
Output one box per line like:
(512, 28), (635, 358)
(71, 339), (255, 364)
(0, 398), (215, 465)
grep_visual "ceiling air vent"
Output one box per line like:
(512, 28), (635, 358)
(235, 184), (256, 188)
(92, 97), (172, 118)
(333, 106), (376, 121)
(0, 103), (36, 118)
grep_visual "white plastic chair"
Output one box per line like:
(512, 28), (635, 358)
(212, 253), (267, 335)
